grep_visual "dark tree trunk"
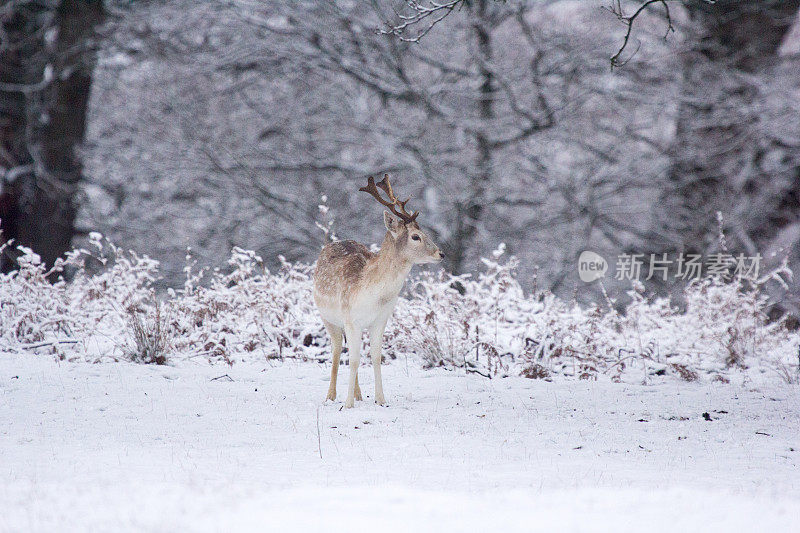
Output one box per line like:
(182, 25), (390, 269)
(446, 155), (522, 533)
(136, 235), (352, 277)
(656, 1), (800, 255)
(0, 1), (51, 270)
(447, 0), (493, 273)
(0, 0), (103, 272)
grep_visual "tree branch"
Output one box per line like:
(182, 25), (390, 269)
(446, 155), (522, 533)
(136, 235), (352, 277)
(378, 0), (465, 42)
(606, 0), (675, 69)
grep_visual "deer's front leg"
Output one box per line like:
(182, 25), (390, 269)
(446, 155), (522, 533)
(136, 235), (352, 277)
(369, 318), (389, 406)
(344, 324), (361, 408)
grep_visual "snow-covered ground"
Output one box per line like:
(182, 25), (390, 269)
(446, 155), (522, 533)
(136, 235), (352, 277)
(1, 354), (798, 532)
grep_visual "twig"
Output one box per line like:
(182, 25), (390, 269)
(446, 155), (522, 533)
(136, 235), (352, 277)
(603, 349), (638, 374)
(316, 405), (323, 459)
(210, 374), (234, 381)
(19, 339), (80, 350)
(605, 0), (673, 70)
(606, 0), (719, 69)
(379, 0), (465, 43)
(466, 367), (492, 379)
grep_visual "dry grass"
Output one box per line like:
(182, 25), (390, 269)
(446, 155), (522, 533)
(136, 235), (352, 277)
(126, 302), (170, 365)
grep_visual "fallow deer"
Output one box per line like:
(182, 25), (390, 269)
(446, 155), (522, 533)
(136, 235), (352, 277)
(313, 175), (443, 408)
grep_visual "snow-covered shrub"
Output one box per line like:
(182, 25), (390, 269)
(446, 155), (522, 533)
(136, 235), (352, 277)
(387, 245), (530, 376)
(166, 248), (326, 364)
(0, 235), (159, 362)
(0, 245), (80, 351)
(385, 245), (620, 379)
(388, 246), (798, 384)
(1, 236), (797, 384)
(614, 266), (796, 383)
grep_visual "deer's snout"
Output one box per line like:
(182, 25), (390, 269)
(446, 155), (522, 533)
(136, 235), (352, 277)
(435, 249), (445, 261)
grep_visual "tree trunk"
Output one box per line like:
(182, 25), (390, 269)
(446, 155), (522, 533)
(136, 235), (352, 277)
(447, 0), (493, 273)
(0, 1), (51, 270)
(656, 1), (800, 255)
(0, 0), (103, 272)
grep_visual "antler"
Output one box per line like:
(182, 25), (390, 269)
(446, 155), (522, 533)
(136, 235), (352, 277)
(359, 174), (419, 224)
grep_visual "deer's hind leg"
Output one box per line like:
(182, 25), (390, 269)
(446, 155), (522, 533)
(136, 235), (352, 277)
(339, 327), (362, 401)
(344, 323), (362, 408)
(354, 372), (362, 401)
(324, 320), (343, 402)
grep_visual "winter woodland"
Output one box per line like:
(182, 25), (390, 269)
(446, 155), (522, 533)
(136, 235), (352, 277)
(1, 1), (799, 531)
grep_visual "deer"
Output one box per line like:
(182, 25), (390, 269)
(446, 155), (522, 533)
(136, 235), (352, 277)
(313, 174), (443, 408)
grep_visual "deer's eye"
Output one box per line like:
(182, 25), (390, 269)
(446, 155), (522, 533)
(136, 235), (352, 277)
(411, 234), (421, 241)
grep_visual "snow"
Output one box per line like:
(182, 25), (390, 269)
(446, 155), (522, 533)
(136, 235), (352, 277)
(2, 354), (798, 531)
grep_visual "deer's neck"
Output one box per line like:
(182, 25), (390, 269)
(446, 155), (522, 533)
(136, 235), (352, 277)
(366, 232), (412, 294)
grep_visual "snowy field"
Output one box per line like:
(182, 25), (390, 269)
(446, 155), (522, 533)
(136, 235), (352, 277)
(1, 354), (798, 532)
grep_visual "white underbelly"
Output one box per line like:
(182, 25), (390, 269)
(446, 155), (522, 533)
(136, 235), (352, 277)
(349, 296), (397, 330)
(317, 305), (345, 329)
(315, 286), (400, 331)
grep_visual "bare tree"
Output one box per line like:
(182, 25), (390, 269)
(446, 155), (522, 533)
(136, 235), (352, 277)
(638, 0), (800, 313)
(230, 0), (567, 273)
(652, 2), (799, 246)
(78, 0), (723, 307)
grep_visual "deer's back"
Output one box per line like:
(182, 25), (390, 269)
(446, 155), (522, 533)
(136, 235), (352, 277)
(313, 240), (375, 306)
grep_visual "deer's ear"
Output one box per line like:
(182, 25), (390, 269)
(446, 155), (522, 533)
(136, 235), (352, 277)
(384, 211), (402, 236)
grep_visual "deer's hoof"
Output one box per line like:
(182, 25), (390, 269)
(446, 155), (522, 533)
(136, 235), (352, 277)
(375, 395), (386, 406)
(325, 390), (336, 402)
(344, 397), (355, 409)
